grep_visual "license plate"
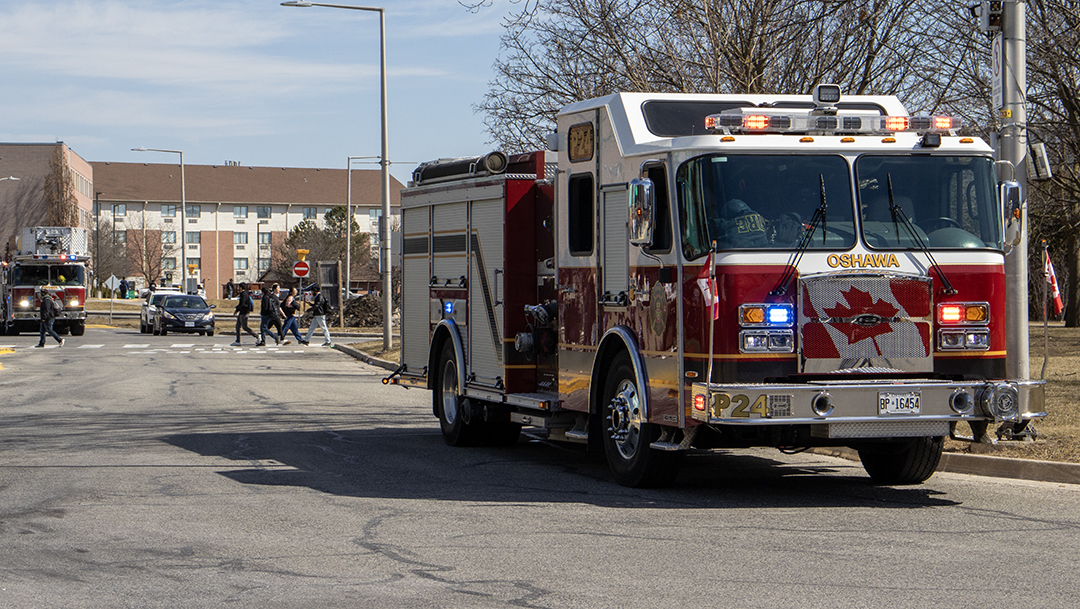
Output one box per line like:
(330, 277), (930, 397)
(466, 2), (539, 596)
(185, 321), (194, 327)
(878, 391), (921, 415)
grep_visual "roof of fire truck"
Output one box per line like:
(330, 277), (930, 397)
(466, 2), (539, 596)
(557, 88), (991, 158)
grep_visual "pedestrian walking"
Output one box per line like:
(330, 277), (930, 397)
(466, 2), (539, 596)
(280, 287), (305, 344)
(119, 278), (128, 299)
(231, 282), (260, 346)
(303, 284), (333, 347)
(225, 278), (235, 299)
(36, 291), (64, 348)
(257, 282), (288, 346)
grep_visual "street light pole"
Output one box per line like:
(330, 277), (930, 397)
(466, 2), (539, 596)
(344, 155), (376, 305)
(133, 147), (186, 291)
(282, 0), (393, 351)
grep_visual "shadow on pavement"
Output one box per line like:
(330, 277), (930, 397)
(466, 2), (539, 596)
(162, 427), (960, 510)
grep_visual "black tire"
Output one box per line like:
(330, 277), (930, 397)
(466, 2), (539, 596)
(207, 328), (215, 337)
(160, 326), (168, 336)
(601, 351), (683, 488)
(140, 319), (147, 333)
(435, 341), (483, 446)
(4, 320), (18, 336)
(858, 436), (943, 485)
(70, 321), (85, 336)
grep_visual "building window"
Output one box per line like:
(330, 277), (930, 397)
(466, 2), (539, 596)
(112, 230), (126, 244)
(162, 231), (176, 244)
(187, 258), (201, 270)
(258, 232), (272, 245)
(185, 231), (200, 244)
(163, 258), (177, 270)
(257, 206), (272, 219)
(234, 232), (248, 244)
(161, 204), (177, 217)
(234, 258), (249, 270)
(113, 204), (126, 217)
(258, 258), (270, 272)
(303, 207), (317, 220)
(186, 205), (201, 218)
(234, 206), (248, 218)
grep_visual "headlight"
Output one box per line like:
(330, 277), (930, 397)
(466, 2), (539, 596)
(19, 299), (30, 308)
(163, 311), (176, 320)
(204, 312), (214, 320)
(69, 298), (79, 307)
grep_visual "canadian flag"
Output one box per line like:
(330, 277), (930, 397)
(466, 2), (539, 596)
(696, 251), (719, 320)
(1046, 249), (1065, 316)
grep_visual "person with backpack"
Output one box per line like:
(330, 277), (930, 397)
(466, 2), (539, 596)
(231, 282), (260, 346)
(36, 291), (64, 348)
(302, 284), (333, 347)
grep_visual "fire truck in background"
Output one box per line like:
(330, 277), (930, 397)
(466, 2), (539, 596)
(1, 226), (90, 336)
(387, 84), (1045, 487)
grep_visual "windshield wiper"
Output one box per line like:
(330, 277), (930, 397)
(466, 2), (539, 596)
(886, 175), (956, 296)
(771, 174), (828, 296)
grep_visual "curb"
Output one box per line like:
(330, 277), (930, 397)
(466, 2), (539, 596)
(333, 344), (399, 372)
(811, 446), (1080, 485)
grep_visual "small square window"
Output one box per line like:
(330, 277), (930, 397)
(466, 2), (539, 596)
(258, 232), (272, 245)
(162, 258), (177, 270)
(257, 206), (272, 219)
(161, 204), (177, 217)
(234, 232), (248, 244)
(113, 204), (127, 217)
(234, 206), (248, 218)
(303, 207), (318, 220)
(185, 231), (201, 244)
(234, 258), (249, 270)
(186, 205), (201, 218)
(162, 231), (176, 244)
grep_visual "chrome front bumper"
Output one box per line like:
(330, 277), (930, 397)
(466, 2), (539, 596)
(689, 378), (1045, 438)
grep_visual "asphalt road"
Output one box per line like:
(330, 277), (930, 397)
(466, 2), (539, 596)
(2, 326), (1079, 608)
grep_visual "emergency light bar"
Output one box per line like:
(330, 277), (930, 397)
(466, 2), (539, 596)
(705, 111), (962, 136)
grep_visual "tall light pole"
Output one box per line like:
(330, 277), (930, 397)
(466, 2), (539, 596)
(282, 0), (393, 351)
(133, 147), (186, 290)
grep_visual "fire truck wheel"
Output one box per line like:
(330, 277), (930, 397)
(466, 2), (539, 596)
(857, 436), (943, 485)
(601, 352), (682, 488)
(70, 321), (85, 336)
(435, 341), (483, 447)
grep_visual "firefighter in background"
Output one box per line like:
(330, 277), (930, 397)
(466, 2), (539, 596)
(713, 175), (769, 248)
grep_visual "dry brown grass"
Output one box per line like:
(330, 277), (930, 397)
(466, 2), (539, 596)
(351, 338), (401, 363)
(943, 323), (1080, 464)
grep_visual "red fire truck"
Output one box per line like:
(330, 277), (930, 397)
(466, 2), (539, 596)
(387, 85), (1045, 487)
(1, 226), (90, 336)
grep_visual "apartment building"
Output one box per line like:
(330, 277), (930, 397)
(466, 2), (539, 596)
(0, 143), (95, 253)
(91, 162), (402, 294)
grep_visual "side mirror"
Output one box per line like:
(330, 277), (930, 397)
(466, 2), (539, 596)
(629, 178), (655, 247)
(1001, 180), (1022, 248)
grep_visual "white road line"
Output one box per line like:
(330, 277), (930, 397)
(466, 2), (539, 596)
(123, 344), (150, 349)
(78, 344), (105, 348)
(170, 344), (195, 348)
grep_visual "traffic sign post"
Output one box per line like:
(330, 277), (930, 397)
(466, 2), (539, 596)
(293, 260), (310, 278)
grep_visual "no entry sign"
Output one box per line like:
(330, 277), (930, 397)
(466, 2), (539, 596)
(293, 260), (310, 278)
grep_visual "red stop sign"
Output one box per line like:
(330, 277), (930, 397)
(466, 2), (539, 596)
(293, 260), (310, 278)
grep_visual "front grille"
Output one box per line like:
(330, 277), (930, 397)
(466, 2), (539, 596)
(800, 274), (932, 361)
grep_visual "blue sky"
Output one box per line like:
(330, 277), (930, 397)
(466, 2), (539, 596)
(0, 0), (516, 184)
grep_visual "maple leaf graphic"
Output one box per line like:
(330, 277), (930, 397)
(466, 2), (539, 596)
(822, 286), (899, 349)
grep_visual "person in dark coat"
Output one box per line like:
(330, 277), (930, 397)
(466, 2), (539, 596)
(257, 283), (288, 346)
(119, 278), (128, 299)
(36, 292), (64, 347)
(231, 282), (260, 346)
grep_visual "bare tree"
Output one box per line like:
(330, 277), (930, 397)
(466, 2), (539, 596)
(124, 214), (178, 286)
(476, 0), (981, 151)
(89, 215), (131, 294)
(1025, 0), (1080, 326)
(43, 146), (80, 227)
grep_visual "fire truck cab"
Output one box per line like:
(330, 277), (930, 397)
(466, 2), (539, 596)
(2, 227), (90, 336)
(390, 85), (1045, 487)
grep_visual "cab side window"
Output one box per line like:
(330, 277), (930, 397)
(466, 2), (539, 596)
(644, 164), (672, 253)
(568, 173), (595, 256)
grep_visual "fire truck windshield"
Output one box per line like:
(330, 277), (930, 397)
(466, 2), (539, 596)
(855, 155), (1002, 250)
(676, 154), (855, 258)
(11, 264), (86, 286)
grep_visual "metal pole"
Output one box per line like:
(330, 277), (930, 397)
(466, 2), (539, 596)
(346, 157), (352, 304)
(179, 151), (187, 293)
(378, 9), (392, 352)
(1002, 0), (1029, 383)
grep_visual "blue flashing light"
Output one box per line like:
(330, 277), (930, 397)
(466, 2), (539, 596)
(766, 305), (793, 325)
(443, 301), (455, 316)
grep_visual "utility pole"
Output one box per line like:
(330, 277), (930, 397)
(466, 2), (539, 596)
(979, 0), (1030, 386)
(1000, 1), (1030, 385)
